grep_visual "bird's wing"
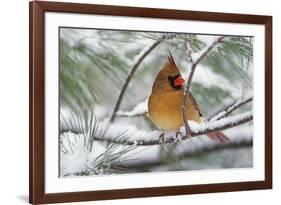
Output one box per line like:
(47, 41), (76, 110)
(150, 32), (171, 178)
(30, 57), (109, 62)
(189, 93), (230, 143)
(189, 93), (203, 117)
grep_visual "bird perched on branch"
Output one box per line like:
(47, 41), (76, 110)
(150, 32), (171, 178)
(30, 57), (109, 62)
(148, 52), (229, 143)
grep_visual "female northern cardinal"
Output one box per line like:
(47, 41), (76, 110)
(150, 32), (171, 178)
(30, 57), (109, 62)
(148, 53), (229, 143)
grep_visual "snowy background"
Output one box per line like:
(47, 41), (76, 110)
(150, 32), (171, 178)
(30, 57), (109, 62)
(59, 28), (253, 177)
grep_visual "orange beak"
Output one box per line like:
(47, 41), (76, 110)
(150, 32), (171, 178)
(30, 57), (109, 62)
(174, 76), (185, 86)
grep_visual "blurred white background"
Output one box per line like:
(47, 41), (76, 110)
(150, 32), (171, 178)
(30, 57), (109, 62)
(0, 0), (279, 204)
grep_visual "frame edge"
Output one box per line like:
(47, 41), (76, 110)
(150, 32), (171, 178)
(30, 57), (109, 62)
(29, 1), (45, 204)
(264, 16), (273, 189)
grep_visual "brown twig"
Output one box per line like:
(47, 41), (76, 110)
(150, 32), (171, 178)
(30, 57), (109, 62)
(110, 38), (164, 123)
(207, 96), (253, 121)
(182, 36), (225, 137)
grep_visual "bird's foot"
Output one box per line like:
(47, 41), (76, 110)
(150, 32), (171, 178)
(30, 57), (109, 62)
(173, 131), (182, 142)
(159, 133), (166, 143)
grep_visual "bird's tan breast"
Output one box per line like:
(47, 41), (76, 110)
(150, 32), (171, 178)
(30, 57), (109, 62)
(148, 91), (202, 131)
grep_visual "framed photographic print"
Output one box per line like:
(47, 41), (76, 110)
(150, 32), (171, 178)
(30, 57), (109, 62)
(29, 1), (272, 204)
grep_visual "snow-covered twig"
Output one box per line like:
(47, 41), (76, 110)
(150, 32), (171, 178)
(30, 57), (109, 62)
(207, 96), (253, 121)
(116, 100), (148, 118)
(92, 111), (253, 146)
(117, 112), (147, 118)
(110, 36), (165, 123)
(182, 36), (225, 137)
(186, 37), (194, 63)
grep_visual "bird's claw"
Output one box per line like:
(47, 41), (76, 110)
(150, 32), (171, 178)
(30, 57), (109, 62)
(159, 133), (166, 143)
(173, 131), (182, 142)
(159, 131), (183, 143)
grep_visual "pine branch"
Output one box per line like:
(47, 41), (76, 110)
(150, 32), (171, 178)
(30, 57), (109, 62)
(80, 111), (252, 146)
(207, 96), (253, 121)
(110, 37), (164, 123)
(183, 36), (225, 137)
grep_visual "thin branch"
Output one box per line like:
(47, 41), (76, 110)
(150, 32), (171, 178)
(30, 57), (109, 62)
(207, 96), (253, 121)
(77, 112), (253, 146)
(183, 36), (225, 137)
(110, 37), (164, 123)
(116, 111), (148, 118)
(186, 36), (194, 63)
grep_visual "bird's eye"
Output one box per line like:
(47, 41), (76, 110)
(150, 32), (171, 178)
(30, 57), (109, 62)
(167, 74), (180, 82)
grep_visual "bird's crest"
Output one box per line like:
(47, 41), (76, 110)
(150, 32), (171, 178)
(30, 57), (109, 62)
(168, 51), (176, 66)
(167, 52), (179, 72)
(151, 51), (182, 93)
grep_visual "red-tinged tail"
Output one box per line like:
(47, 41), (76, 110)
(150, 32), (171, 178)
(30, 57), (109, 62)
(207, 131), (230, 144)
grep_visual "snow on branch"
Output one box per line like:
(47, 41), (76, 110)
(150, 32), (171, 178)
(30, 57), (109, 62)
(208, 96), (253, 121)
(116, 99), (148, 117)
(89, 111), (253, 146)
(182, 36), (225, 137)
(186, 37), (194, 63)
